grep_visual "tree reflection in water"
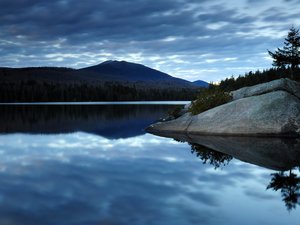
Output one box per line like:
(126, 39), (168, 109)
(186, 142), (300, 211)
(267, 169), (300, 211)
(189, 143), (233, 169)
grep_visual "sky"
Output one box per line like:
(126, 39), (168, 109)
(1, 0), (300, 82)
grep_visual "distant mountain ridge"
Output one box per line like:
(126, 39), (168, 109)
(78, 60), (196, 87)
(0, 60), (210, 102)
(0, 60), (207, 88)
(81, 60), (174, 81)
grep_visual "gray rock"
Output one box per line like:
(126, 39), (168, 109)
(147, 79), (300, 137)
(147, 112), (193, 132)
(231, 78), (300, 100)
(187, 91), (300, 136)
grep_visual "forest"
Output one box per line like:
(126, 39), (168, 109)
(218, 67), (300, 92)
(0, 80), (197, 102)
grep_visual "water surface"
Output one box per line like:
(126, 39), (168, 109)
(0, 103), (299, 225)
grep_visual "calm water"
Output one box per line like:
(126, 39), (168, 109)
(0, 103), (299, 225)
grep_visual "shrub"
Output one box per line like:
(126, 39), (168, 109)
(168, 106), (183, 119)
(189, 88), (232, 115)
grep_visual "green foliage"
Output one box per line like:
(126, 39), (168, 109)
(189, 87), (232, 115)
(168, 106), (183, 119)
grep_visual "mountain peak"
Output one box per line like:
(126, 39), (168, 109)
(100, 60), (115, 65)
(81, 60), (168, 81)
(100, 60), (137, 66)
(79, 60), (197, 87)
(192, 80), (209, 88)
(100, 60), (126, 65)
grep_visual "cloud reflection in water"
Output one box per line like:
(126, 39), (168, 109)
(0, 132), (299, 225)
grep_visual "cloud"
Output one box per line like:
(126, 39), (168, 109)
(0, 0), (299, 81)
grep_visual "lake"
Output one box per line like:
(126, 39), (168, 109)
(0, 102), (299, 225)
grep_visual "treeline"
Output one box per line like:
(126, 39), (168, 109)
(0, 104), (176, 136)
(218, 67), (300, 92)
(0, 81), (197, 102)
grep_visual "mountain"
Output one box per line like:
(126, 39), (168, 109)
(0, 60), (202, 102)
(0, 60), (198, 88)
(192, 80), (209, 88)
(80, 60), (172, 81)
(78, 60), (194, 87)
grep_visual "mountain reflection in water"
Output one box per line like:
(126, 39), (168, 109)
(0, 104), (175, 138)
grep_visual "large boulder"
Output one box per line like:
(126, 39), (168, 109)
(231, 78), (300, 100)
(147, 78), (300, 137)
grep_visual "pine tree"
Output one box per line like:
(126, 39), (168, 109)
(268, 26), (300, 79)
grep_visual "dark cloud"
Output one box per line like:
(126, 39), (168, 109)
(261, 7), (299, 22)
(0, 0), (299, 81)
(244, 189), (276, 200)
(197, 5), (254, 25)
(1, 0), (196, 41)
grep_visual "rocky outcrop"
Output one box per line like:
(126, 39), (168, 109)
(231, 78), (300, 100)
(147, 78), (300, 137)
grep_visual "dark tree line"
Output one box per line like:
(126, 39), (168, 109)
(218, 27), (300, 92)
(0, 104), (177, 136)
(218, 67), (300, 92)
(0, 81), (197, 102)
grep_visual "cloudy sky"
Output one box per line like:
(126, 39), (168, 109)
(1, 0), (299, 82)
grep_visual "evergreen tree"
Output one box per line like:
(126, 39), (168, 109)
(267, 169), (300, 211)
(268, 26), (300, 79)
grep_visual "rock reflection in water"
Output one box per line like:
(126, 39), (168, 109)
(149, 131), (300, 211)
(190, 141), (300, 211)
(152, 132), (300, 171)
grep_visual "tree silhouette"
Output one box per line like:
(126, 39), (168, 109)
(189, 143), (233, 169)
(268, 26), (300, 79)
(267, 169), (300, 211)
